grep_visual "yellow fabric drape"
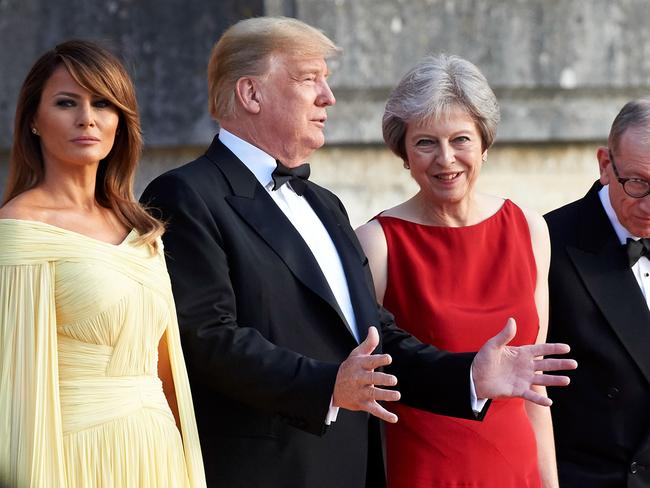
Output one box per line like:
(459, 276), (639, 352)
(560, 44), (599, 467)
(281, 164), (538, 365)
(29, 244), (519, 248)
(0, 219), (206, 487)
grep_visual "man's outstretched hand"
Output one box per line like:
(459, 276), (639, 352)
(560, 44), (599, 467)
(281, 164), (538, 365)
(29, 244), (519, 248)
(472, 318), (578, 406)
(333, 326), (401, 423)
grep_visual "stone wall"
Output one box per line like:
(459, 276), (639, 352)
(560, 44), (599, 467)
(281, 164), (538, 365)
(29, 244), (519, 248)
(293, 0), (650, 144)
(0, 0), (261, 148)
(307, 142), (600, 227)
(1, 0), (647, 225)
(269, 0), (645, 225)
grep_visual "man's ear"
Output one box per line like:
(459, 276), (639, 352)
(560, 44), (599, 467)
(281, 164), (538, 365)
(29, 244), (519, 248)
(235, 77), (261, 114)
(596, 146), (611, 185)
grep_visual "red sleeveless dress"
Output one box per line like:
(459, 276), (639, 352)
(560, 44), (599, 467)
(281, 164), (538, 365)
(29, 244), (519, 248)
(377, 200), (541, 488)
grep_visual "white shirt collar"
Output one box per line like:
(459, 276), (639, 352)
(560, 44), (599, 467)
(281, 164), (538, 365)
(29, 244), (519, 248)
(598, 184), (640, 244)
(218, 128), (277, 188)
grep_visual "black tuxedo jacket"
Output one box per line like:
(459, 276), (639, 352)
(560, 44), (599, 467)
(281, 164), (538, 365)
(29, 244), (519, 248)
(141, 136), (479, 488)
(545, 182), (650, 487)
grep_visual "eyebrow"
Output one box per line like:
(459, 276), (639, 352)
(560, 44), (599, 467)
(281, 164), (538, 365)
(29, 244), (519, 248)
(409, 129), (474, 137)
(52, 91), (82, 99)
(294, 68), (319, 76)
(293, 62), (328, 75)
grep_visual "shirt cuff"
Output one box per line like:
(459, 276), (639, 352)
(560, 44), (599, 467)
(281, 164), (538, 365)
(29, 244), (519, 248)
(325, 397), (340, 425)
(470, 368), (489, 416)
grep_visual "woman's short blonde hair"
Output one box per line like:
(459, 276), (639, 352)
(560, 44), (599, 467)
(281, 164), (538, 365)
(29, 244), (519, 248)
(208, 16), (341, 120)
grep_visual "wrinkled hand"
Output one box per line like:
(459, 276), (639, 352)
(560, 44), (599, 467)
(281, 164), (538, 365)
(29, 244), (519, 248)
(472, 318), (578, 406)
(333, 326), (401, 423)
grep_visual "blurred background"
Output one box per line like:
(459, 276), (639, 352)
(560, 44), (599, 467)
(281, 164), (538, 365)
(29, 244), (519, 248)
(2, 0), (649, 227)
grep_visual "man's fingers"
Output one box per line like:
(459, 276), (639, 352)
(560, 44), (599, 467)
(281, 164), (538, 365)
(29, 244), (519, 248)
(351, 326), (380, 356)
(371, 386), (401, 402)
(366, 371), (397, 387)
(366, 402), (398, 424)
(357, 353), (392, 371)
(528, 342), (572, 357)
(531, 373), (571, 387)
(486, 317), (517, 348)
(533, 357), (578, 372)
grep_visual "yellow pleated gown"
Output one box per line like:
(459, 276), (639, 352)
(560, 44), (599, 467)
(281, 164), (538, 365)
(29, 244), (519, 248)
(0, 219), (206, 487)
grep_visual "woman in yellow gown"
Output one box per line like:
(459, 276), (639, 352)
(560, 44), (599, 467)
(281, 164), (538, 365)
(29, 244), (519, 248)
(0, 40), (206, 487)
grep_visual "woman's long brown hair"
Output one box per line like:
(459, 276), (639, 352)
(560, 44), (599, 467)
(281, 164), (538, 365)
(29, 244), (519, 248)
(4, 39), (163, 249)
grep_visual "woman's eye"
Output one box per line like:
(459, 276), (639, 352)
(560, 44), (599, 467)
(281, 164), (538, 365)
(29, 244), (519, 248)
(93, 99), (112, 108)
(416, 139), (434, 146)
(55, 99), (75, 108)
(454, 136), (470, 143)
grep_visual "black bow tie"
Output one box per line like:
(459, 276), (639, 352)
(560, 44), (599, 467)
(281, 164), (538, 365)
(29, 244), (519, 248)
(271, 161), (310, 196)
(625, 237), (650, 267)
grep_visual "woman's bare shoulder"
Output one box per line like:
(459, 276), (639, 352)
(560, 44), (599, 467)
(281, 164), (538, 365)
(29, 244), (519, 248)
(514, 202), (548, 239)
(0, 190), (47, 220)
(355, 219), (386, 252)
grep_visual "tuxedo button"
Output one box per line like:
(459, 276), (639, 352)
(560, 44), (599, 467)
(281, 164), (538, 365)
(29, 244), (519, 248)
(630, 461), (639, 474)
(606, 387), (619, 399)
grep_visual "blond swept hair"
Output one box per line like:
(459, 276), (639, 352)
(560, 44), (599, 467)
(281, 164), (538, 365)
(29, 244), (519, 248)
(208, 16), (341, 121)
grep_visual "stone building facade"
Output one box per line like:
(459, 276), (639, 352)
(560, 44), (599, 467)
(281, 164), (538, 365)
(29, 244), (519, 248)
(2, 0), (648, 226)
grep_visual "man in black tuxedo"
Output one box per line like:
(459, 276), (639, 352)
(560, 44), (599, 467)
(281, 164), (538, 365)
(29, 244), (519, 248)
(545, 99), (650, 487)
(142, 16), (575, 488)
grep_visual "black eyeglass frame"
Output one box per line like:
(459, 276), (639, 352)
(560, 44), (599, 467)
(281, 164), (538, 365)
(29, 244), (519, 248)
(608, 149), (650, 198)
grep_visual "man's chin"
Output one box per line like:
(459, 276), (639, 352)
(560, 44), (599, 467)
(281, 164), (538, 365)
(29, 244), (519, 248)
(311, 133), (326, 149)
(627, 222), (650, 238)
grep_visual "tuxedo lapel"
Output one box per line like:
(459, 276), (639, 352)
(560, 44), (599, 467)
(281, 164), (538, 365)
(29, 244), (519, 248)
(567, 184), (650, 385)
(304, 184), (377, 341)
(227, 191), (349, 322)
(204, 138), (350, 332)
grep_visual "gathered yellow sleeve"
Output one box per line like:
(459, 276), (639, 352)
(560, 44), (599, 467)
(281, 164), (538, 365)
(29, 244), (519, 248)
(158, 246), (207, 488)
(165, 302), (207, 487)
(0, 221), (207, 487)
(0, 261), (67, 487)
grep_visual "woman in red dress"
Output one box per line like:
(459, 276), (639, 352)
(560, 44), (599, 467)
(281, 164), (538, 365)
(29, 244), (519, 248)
(356, 54), (558, 487)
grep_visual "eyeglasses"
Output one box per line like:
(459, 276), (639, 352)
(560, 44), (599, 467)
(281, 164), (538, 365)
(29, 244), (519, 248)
(608, 150), (650, 198)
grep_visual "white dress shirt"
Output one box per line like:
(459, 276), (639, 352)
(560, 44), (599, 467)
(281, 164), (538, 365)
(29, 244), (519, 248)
(218, 129), (361, 343)
(599, 185), (650, 307)
(219, 129), (360, 424)
(218, 128), (484, 421)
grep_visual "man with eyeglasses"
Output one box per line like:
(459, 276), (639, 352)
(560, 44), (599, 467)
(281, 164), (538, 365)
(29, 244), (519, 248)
(545, 98), (650, 487)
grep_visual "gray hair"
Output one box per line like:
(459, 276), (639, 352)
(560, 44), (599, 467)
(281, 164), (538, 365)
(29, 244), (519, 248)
(382, 54), (500, 161)
(208, 16), (341, 121)
(609, 98), (650, 154)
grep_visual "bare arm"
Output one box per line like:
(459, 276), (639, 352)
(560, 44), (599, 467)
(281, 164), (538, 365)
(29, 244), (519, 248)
(522, 207), (559, 488)
(158, 330), (181, 430)
(355, 220), (388, 304)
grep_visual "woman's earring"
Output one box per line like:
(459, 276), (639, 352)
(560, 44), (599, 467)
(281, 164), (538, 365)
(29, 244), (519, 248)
(403, 161), (410, 170)
(31, 127), (39, 135)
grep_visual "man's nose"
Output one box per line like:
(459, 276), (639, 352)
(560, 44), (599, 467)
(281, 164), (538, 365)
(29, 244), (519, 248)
(318, 80), (336, 106)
